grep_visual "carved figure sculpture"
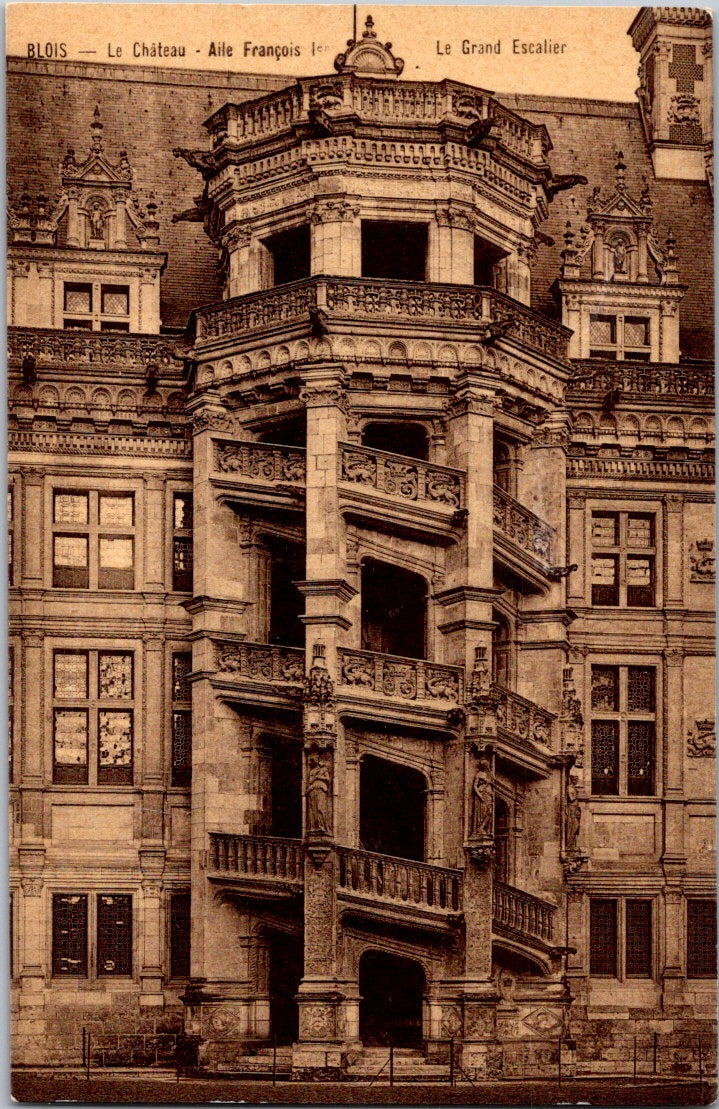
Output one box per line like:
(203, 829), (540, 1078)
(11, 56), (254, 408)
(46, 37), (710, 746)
(565, 776), (581, 851)
(306, 753), (332, 835)
(471, 759), (494, 838)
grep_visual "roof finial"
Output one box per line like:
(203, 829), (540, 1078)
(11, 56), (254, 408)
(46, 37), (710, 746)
(614, 150), (626, 191)
(90, 106), (104, 154)
(363, 14), (376, 38)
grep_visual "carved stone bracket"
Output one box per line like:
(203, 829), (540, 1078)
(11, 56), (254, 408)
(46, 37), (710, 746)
(562, 853), (588, 879)
(466, 840), (495, 867)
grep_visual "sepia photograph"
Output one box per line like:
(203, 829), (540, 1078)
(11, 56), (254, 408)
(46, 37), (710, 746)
(6, 3), (715, 1103)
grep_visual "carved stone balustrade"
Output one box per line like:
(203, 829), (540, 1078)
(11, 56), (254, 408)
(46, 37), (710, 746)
(9, 326), (184, 375)
(205, 76), (551, 168)
(494, 684), (555, 748)
(337, 846), (462, 918)
(493, 880), (555, 945)
(493, 485), (555, 587)
(194, 277), (570, 366)
(338, 647), (463, 711)
(208, 833), (304, 889)
(213, 641), (305, 700)
(214, 439), (306, 484)
(568, 359), (714, 400)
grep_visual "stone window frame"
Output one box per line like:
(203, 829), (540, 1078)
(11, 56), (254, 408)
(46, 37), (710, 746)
(50, 485), (138, 592)
(588, 660), (659, 798)
(50, 891), (134, 980)
(61, 279), (131, 332)
(47, 639), (138, 788)
(584, 497), (663, 611)
(588, 894), (655, 981)
(588, 311), (652, 361)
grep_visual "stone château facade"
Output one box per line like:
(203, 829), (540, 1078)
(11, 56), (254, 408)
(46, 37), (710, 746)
(8, 7), (716, 1080)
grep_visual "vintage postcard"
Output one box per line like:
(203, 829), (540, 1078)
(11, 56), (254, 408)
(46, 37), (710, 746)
(7, 3), (715, 1104)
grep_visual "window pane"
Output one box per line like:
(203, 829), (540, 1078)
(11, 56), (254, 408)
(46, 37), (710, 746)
(54, 535), (88, 567)
(591, 555), (619, 606)
(627, 515), (653, 548)
(54, 710), (88, 783)
(591, 666), (619, 711)
(590, 899), (617, 976)
(172, 710), (192, 787)
(628, 667), (655, 713)
(592, 514), (618, 547)
(99, 537), (133, 569)
(173, 537), (193, 592)
(172, 653), (192, 702)
(52, 894), (88, 976)
(169, 893), (191, 978)
(99, 654), (133, 699)
(589, 315), (616, 346)
(99, 494), (133, 527)
(687, 900), (717, 978)
(7, 491), (13, 523)
(101, 286), (129, 316)
(97, 894), (132, 975)
(591, 720), (619, 794)
(64, 284), (92, 314)
(625, 317), (650, 347)
(54, 652), (88, 698)
(174, 493), (193, 530)
(627, 556), (654, 607)
(54, 493), (88, 525)
(98, 711), (133, 781)
(626, 901), (652, 977)
(628, 722), (654, 795)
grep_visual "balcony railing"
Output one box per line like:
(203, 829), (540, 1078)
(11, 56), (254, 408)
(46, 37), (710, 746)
(338, 648), (463, 704)
(339, 443), (464, 511)
(493, 880), (555, 944)
(195, 277), (569, 364)
(209, 833), (303, 881)
(493, 486), (554, 567)
(214, 641), (305, 685)
(337, 846), (462, 914)
(494, 684), (554, 747)
(214, 439), (306, 484)
(8, 326), (184, 373)
(568, 359), (714, 399)
(207, 76), (549, 168)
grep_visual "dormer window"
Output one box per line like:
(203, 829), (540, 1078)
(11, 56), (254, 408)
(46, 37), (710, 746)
(589, 313), (650, 361)
(63, 282), (130, 331)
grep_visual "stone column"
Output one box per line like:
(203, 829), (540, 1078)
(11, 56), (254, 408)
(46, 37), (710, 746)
(143, 475), (166, 593)
(141, 635), (165, 842)
(310, 198), (360, 276)
(112, 188), (128, 249)
(17, 866), (46, 1064)
(21, 629), (44, 839)
(566, 492), (587, 607)
(139, 876), (165, 1007)
(21, 470), (44, 590)
(431, 208), (474, 285)
(65, 188), (80, 248)
(662, 648), (686, 868)
(661, 887), (686, 1011)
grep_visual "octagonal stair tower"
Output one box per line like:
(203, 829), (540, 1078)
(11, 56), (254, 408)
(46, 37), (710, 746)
(179, 17), (581, 1077)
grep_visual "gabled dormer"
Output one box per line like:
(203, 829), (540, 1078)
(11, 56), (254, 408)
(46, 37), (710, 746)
(557, 153), (685, 363)
(7, 108), (166, 333)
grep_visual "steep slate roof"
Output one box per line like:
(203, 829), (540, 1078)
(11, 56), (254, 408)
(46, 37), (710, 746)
(7, 58), (713, 359)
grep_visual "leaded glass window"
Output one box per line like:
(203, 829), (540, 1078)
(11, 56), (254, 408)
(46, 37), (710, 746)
(52, 489), (135, 591)
(171, 651), (192, 787)
(97, 894), (132, 976)
(172, 493), (193, 592)
(591, 720), (619, 795)
(169, 892), (191, 979)
(687, 900), (717, 978)
(52, 894), (88, 976)
(590, 899), (617, 976)
(590, 664), (657, 796)
(626, 901), (652, 977)
(590, 511), (656, 608)
(53, 649), (134, 785)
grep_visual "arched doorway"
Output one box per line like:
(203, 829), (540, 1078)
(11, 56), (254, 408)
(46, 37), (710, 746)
(360, 559), (427, 659)
(360, 754), (426, 861)
(359, 950), (425, 1047)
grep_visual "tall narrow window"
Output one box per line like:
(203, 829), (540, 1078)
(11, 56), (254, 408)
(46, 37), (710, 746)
(173, 493), (193, 593)
(53, 649), (134, 785)
(687, 899), (717, 978)
(52, 894), (88, 977)
(53, 490), (135, 591)
(8, 646), (14, 782)
(97, 894), (132, 976)
(169, 892), (191, 979)
(590, 898), (617, 976)
(8, 490), (14, 584)
(625, 900), (652, 977)
(590, 664), (656, 796)
(171, 652), (192, 787)
(590, 897), (653, 979)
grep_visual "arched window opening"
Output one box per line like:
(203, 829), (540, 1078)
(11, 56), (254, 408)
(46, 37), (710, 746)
(492, 612), (512, 688)
(360, 754), (426, 862)
(359, 950), (425, 1047)
(361, 559), (427, 659)
(267, 539), (305, 648)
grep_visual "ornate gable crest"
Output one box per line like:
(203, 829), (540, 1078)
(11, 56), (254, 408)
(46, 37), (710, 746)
(334, 15), (404, 78)
(560, 152), (678, 286)
(9, 107), (159, 251)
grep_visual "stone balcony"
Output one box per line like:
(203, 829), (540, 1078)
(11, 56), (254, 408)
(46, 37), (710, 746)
(493, 684), (556, 777)
(211, 640), (305, 707)
(211, 438), (306, 511)
(192, 277), (570, 374)
(493, 485), (556, 590)
(8, 326), (184, 377)
(337, 647), (464, 725)
(207, 832), (558, 956)
(338, 443), (465, 540)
